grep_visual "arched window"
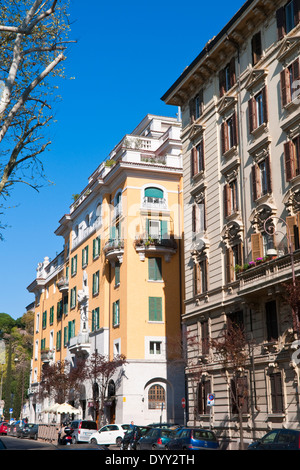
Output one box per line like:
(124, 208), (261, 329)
(145, 187), (164, 200)
(114, 190), (122, 218)
(96, 203), (102, 219)
(148, 384), (165, 409)
(143, 186), (166, 209)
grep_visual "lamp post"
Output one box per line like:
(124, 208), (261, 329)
(264, 215), (298, 336)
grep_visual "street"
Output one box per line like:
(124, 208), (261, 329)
(0, 435), (118, 451)
(0, 436), (56, 450)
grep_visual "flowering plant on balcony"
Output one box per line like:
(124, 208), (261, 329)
(134, 234), (177, 249)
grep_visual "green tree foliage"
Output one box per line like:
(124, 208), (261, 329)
(0, 311), (34, 419)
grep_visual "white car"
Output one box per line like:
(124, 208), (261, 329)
(89, 424), (131, 446)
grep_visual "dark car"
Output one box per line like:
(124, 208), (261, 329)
(148, 422), (180, 429)
(136, 427), (177, 450)
(120, 426), (151, 450)
(0, 438), (6, 450)
(248, 429), (300, 450)
(8, 420), (23, 437)
(166, 427), (219, 450)
(0, 422), (8, 435)
(17, 423), (39, 440)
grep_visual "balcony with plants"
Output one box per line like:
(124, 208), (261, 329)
(134, 228), (177, 262)
(236, 250), (300, 297)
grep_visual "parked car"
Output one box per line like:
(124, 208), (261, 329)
(17, 423), (39, 440)
(0, 438), (6, 450)
(120, 426), (151, 450)
(166, 427), (219, 450)
(89, 424), (131, 446)
(248, 429), (300, 450)
(148, 422), (180, 429)
(70, 420), (98, 444)
(136, 427), (177, 450)
(8, 420), (23, 437)
(0, 422), (8, 435)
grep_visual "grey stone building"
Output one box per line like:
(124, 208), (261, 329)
(162, 0), (300, 448)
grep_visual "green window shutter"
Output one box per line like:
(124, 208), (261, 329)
(160, 220), (168, 239)
(145, 187), (164, 198)
(41, 338), (46, 350)
(93, 271), (99, 295)
(63, 295), (68, 314)
(92, 309), (95, 331)
(56, 330), (61, 350)
(149, 297), (162, 321)
(82, 246), (88, 267)
(148, 258), (162, 280)
(64, 326), (68, 346)
(71, 255), (77, 275)
(113, 300), (120, 326)
(42, 311), (47, 329)
(115, 263), (120, 285)
(93, 236), (101, 258)
(57, 300), (62, 320)
(148, 258), (155, 280)
(110, 226), (116, 240)
(50, 306), (54, 325)
(71, 287), (77, 308)
(93, 307), (99, 330)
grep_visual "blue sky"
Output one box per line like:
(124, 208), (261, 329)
(0, 0), (245, 319)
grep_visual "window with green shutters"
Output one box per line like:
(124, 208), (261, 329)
(148, 297), (163, 321)
(42, 311), (47, 329)
(41, 338), (46, 350)
(115, 262), (120, 286)
(70, 287), (77, 309)
(63, 294), (68, 315)
(64, 326), (68, 347)
(113, 300), (120, 327)
(148, 257), (162, 281)
(56, 330), (61, 351)
(57, 300), (63, 320)
(68, 320), (75, 341)
(71, 255), (77, 276)
(93, 236), (101, 259)
(82, 245), (88, 267)
(92, 307), (100, 331)
(93, 271), (99, 295)
(146, 219), (168, 240)
(50, 306), (54, 325)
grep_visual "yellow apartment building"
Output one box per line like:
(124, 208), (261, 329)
(27, 114), (185, 426)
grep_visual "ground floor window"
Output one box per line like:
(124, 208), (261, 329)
(148, 384), (165, 409)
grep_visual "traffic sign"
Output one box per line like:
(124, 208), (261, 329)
(207, 393), (215, 406)
(181, 398), (186, 408)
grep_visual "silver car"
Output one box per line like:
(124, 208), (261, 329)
(70, 420), (97, 444)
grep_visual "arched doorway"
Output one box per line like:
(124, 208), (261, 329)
(106, 380), (116, 423)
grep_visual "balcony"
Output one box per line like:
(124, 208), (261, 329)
(141, 196), (168, 211)
(68, 331), (90, 357)
(57, 276), (69, 293)
(134, 235), (177, 262)
(237, 251), (300, 298)
(103, 238), (124, 264)
(40, 348), (54, 363)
